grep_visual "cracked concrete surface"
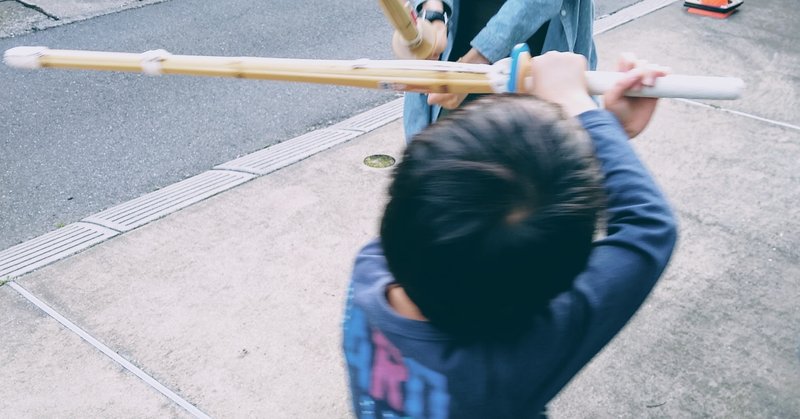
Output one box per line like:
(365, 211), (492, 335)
(0, 1), (50, 37)
(0, 0), (167, 37)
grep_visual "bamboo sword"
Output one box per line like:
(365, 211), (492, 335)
(4, 47), (745, 100)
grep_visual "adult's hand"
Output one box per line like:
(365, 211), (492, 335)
(390, 0), (447, 60)
(425, 20), (448, 60)
(427, 48), (490, 109)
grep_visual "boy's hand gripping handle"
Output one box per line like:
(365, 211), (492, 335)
(501, 44), (744, 100)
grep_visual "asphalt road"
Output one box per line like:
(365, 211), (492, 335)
(0, 0), (639, 251)
(0, 0), (400, 250)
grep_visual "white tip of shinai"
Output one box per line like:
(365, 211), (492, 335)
(4, 46), (48, 69)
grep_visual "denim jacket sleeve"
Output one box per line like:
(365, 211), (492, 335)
(472, 0), (563, 62)
(410, 0), (594, 62)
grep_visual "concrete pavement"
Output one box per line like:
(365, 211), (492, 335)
(2, 1), (799, 418)
(0, 0), (165, 37)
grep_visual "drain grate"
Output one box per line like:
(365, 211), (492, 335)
(0, 223), (119, 279)
(332, 98), (404, 132)
(215, 128), (361, 175)
(83, 170), (254, 232)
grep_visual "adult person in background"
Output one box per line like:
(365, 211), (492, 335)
(402, 0), (597, 141)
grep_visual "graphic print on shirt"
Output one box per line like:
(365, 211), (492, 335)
(344, 304), (450, 418)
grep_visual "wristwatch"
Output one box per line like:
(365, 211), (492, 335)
(421, 9), (448, 25)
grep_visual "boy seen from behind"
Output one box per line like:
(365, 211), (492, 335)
(343, 52), (678, 418)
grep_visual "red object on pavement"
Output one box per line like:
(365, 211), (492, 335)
(684, 0), (743, 19)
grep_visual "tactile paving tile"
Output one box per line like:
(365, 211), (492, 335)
(0, 222), (119, 279)
(215, 128), (362, 175)
(331, 98), (404, 133)
(83, 170), (254, 232)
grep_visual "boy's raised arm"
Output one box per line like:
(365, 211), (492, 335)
(529, 51), (678, 332)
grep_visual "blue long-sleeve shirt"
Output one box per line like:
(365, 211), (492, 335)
(343, 109), (678, 418)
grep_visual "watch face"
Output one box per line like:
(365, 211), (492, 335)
(424, 10), (447, 24)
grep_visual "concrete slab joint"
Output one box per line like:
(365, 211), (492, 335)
(0, 0), (169, 37)
(15, 0), (165, 20)
(15, 0), (59, 20)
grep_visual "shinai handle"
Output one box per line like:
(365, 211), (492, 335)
(586, 71), (744, 100)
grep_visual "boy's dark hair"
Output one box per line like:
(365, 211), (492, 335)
(380, 95), (605, 339)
